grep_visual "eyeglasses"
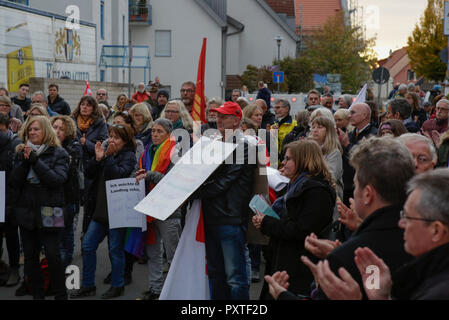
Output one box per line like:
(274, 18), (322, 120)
(97, 93), (107, 96)
(436, 107), (449, 112)
(413, 155), (431, 165)
(283, 155), (293, 162)
(0, 104), (10, 108)
(400, 210), (437, 223)
(180, 89), (194, 93)
(111, 124), (125, 129)
(165, 110), (179, 114)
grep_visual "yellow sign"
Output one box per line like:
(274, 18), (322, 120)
(7, 45), (35, 93)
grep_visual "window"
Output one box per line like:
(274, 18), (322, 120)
(100, 70), (105, 82)
(155, 30), (171, 57)
(8, 0), (29, 5)
(407, 70), (416, 81)
(100, 0), (105, 40)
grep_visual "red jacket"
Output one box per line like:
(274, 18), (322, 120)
(132, 91), (150, 103)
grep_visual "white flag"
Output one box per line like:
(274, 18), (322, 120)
(159, 200), (210, 300)
(350, 83), (368, 109)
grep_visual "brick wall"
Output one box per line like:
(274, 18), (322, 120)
(29, 78), (131, 111)
(265, 0), (295, 16)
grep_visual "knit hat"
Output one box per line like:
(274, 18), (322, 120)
(157, 90), (169, 100)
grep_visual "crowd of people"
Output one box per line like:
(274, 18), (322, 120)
(1, 78), (449, 301)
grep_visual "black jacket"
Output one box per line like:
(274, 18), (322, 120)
(391, 242), (449, 300)
(257, 87), (272, 110)
(260, 175), (336, 298)
(11, 96), (31, 113)
(135, 124), (152, 148)
(314, 205), (414, 300)
(194, 134), (256, 226)
(151, 104), (165, 121)
(62, 138), (82, 205)
(9, 145), (69, 230)
(84, 147), (136, 227)
(342, 123), (378, 203)
(48, 95), (71, 115)
(261, 111), (276, 131)
(75, 117), (109, 173)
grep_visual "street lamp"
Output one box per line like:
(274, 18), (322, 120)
(274, 36), (283, 93)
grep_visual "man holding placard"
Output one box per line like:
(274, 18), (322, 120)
(191, 101), (257, 300)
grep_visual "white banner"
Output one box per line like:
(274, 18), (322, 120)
(160, 200), (210, 300)
(134, 137), (237, 221)
(0, 171), (5, 223)
(106, 178), (146, 230)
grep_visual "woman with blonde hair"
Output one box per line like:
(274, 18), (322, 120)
(160, 100), (193, 131)
(9, 116), (69, 299)
(309, 116), (344, 213)
(28, 104), (50, 118)
(334, 108), (354, 133)
(252, 139), (336, 298)
(129, 103), (153, 147)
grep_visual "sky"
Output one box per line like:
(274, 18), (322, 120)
(357, 0), (428, 59)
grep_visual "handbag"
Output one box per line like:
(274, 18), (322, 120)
(41, 207), (65, 228)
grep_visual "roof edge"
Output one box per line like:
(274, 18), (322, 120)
(254, 0), (299, 41)
(193, 0), (227, 28)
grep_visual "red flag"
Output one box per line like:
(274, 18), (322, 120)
(191, 38), (207, 123)
(83, 80), (92, 96)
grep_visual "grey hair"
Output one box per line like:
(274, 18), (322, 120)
(340, 94), (353, 107)
(397, 133), (437, 163)
(153, 118), (173, 134)
(274, 98), (291, 110)
(161, 100), (193, 130)
(207, 97), (223, 109)
(399, 83), (407, 91)
(407, 168), (449, 225)
(407, 83), (415, 92)
(309, 107), (335, 126)
(232, 89), (241, 94)
(436, 99), (449, 109)
(32, 91), (45, 99)
(350, 136), (415, 205)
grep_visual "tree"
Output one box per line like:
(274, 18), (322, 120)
(240, 65), (288, 92)
(407, 0), (446, 82)
(279, 56), (314, 93)
(303, 11), (377, 93)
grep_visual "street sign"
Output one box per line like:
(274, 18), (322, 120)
(445, 2), (449, 36)
(273, 71), (284, 83)
(372, 67), (390, 84)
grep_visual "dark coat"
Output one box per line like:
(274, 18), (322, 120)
(257, 87), (272, 110)
(261, 111), (276, 131)
(412, 109), (427, 128)
(342, 123), (378, 205)
(9, 145), (69, 230)
(135, 123), (152, 148)
(437, 134), (449, 168)
(84, 147), (136, 227)
(392, 242), (449, 300)
(260, 175), (336, 298)
(47, 95), (71, 115)
(75, 117), (109, 173)
(194, 135), (256, 226)
(62, 138), (82, 205)
(314, 205), (414, 300)
(151, 104), (165, 121)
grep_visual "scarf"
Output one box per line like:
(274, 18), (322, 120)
(172, 119), (184, 130)
(271, 172), (308, 218)
(138, 136), (177, 245)
(77, 115), (93, 133)
(26, 141), (48, 184)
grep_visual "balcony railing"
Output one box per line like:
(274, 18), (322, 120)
(129, 1), (152, 25)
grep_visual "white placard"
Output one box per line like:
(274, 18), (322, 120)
(134, 137), (238, 221)
(0, 171), (5, 223)
(106, 178), (147, 230)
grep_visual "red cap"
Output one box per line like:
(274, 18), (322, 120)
(211, 101), (243, 120)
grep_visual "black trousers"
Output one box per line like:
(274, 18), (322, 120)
(0, 219), (20, 269)
(20, 227), (67, 299)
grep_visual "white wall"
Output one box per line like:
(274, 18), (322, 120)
(227, 0), (297, 75)
(131, 0), (223, 99)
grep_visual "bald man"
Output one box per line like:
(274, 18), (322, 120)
(338, 103), (378, 215)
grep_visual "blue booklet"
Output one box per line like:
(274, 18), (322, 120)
(249, 195), (280, 220)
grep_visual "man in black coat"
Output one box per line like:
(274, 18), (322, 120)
(387, 99), (420, 133)
(47, 84), (71, 115)
(192, 101), (256, 300)
(256, 81), (272, 111)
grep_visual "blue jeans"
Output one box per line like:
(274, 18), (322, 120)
(60, 204), (78, 268)
(205, 224), (249, 300)
(81, 221), (126, 288)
